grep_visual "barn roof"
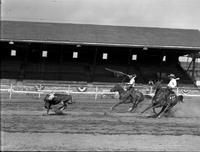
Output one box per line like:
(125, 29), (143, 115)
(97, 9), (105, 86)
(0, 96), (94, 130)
(1, 20), (200, 50)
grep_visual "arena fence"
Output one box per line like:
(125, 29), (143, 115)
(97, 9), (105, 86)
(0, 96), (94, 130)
(1, 83), (200, 100)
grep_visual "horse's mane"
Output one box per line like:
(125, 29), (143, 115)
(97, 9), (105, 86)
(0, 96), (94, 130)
(153, 80), (165, 96)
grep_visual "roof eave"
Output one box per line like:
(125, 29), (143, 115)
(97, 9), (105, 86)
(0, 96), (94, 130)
(1, 38), (200, 51)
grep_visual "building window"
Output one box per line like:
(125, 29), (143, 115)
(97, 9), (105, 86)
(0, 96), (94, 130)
(163, 56), (166, 62)
(73, 52), (78, 58)
(11, 50), (16, 56)
(102, 53), (108, 60)
(42, 51), (48, 57)
(132, 54), (137, 60)
(179, 55), (192, 62)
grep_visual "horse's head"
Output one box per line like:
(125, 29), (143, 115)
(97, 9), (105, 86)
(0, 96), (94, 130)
(110, 84), (123, 92)
(152, 80), (163, 91)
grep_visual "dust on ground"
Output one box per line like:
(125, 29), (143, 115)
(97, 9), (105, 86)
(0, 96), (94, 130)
(1, 94), (200, 151)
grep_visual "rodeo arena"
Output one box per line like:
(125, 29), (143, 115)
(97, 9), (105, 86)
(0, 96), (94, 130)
(1, 21), (200, 151)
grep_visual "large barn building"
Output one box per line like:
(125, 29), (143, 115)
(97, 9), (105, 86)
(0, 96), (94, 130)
(1, 21), (200, 85)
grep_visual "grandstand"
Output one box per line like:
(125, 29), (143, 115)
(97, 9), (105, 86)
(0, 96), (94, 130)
(179, 54), (200, 85)
(1, 21), (200, 86)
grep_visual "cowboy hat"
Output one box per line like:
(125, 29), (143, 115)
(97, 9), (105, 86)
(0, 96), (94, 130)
(131, 74), (137, 77)
(168, 73), (175, 78)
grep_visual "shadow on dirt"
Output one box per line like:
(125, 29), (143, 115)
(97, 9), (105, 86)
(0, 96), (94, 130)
(42, 112), (68, 116)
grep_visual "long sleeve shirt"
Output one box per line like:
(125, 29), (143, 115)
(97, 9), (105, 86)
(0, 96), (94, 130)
(167, 78), (177, 88)
(129, 77), (136, 87)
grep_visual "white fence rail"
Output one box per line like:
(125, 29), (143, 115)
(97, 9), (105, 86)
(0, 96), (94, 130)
(1, 83), (200, 101)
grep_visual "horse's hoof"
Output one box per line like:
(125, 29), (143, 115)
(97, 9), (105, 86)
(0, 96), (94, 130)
(148, 115), (157, 118)
(156, 115), (162, 119)
(128, 108), (132, 112)
(42, 113), (48, 116)
(54, 109), (64, 114)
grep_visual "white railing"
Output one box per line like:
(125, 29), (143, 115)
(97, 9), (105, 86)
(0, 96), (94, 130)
(1, 84), (118, 100)
(1, 83), (200, 101)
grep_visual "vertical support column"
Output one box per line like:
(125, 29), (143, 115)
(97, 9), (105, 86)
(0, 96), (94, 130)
(127, 49), (131, 74)
(59, 45), (64, 80)
(159, 54), (164, 80)
(9, 83), (13, 101)
(192, 54), (196, 82)
(40, 43), (46, 80)
(91, 47), (97, 82)
(20, 43), (29, 80)
(95, 86), (98, 101)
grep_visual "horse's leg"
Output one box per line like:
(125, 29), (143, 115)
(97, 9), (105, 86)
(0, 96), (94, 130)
(145, 98), (157, 114)
(59, 101), (67, 111)
(58, 101), (64, 110)
(110, 100), (123, 111)
(128, 92), (138, 112)
(128, 97), (137, 112)
(141, 103), (154, 113)
(154, 104), (169, 118)
(47, 104), (51, 115)
(152, 99), (166, 115)
(62, 101), (68, 110)
(157, 103), (172, 118)
(153, 107), (157, 114)
(142, 100), (163, 116)
(129, 93), (144, 112)
(131, 99), (142, 112)
(132, 95), (145, 112)
(69, 96), (73, 104)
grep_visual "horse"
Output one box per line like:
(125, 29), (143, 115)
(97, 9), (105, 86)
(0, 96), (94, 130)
(44, 93), (73, 114)
(141, 80), (183, 118)
(110, 84), (148, 112)
(159, 94), (183, 117)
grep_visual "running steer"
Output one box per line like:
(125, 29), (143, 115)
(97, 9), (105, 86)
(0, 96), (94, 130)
(44, 93), (73, 114)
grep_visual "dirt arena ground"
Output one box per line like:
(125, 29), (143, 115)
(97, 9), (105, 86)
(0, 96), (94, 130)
(1, 93), (200, 151)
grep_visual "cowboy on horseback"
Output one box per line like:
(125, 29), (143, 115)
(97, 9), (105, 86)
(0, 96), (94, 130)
(167, 73), (179, 95)
(127, 74), (137, 91)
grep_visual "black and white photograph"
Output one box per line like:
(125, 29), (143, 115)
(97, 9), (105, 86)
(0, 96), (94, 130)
(1, 0), (200, 151)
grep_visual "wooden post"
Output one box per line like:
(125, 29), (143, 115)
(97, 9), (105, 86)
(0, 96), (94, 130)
(67, 85), (70, 95)
(38, 86), (41, 99)
(59, 45), (63, 80)
(40, 43), (46, 80)
(91, 47), (98, 82)
(95, 86), (98, 101)
(127, 49), (131, 73)
(9, 83), (13, 101)
(192, 54), (196, 82)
